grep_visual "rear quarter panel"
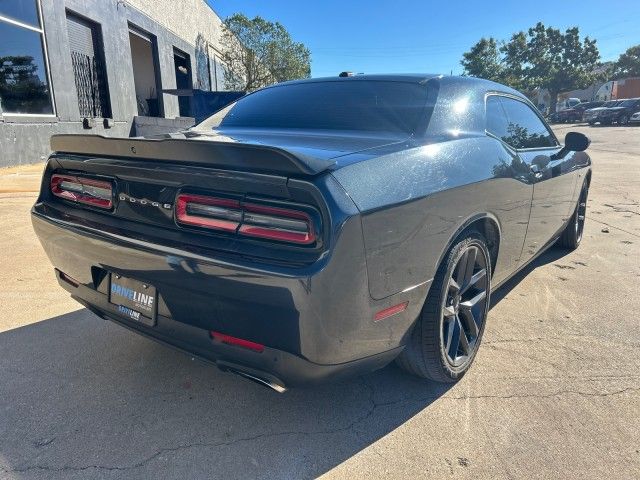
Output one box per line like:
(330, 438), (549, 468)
(331, 136), (533, 300)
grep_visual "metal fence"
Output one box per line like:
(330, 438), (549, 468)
(70, 51), (111, 118)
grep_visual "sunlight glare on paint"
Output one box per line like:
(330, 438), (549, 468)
(453, 97), (469, 114)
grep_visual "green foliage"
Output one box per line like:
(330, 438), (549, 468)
(0, 55), (50, 112)
(461, 22), (601, 110)
(612, 44), (640, 79)
(221, 13), (311, 91)
(460, 38), (504, 83)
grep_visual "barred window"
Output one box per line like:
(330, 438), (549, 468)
(0, 0), (54, 115)
(66, 11), (111, 118)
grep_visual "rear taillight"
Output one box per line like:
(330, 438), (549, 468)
(175, 194), (242, 231)
(240, 203), (315, 244)
(50, 174), (113, 209)
(176, 193), (317, 245)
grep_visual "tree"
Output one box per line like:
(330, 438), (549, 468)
(220, 14), (311, 91)
(461, 23), (601, 112)
(461, 37), (504, 83)
(0, 55), (49, 112)
(612, 44), (640, 79)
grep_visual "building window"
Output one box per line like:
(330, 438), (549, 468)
(207, 46), (217, 91)
(0, 0), (54, 115)
(207, 47), (226, 91)
(66, 11), (111, 118)
(173, 47), (192, 117)
(195, 34), (210, 91)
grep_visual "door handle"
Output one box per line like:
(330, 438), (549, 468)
(530, 164), (544, 179)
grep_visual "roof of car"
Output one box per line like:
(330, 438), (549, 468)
(270, 73), (525, 97)
(271, 73), (442, 87)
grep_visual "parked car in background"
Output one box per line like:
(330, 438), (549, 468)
(31, 75), (592, 390)
(549, 101), (603, 123)
(556, 97), (581, 112)
(595, 98), (640, 125)
(584, 100), (623, 125)
(629, 111), (640, 125)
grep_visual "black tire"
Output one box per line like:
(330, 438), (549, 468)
(619, 114), (629, 126)
(396, 230), (491, 383)
(557, 180), (589, 249)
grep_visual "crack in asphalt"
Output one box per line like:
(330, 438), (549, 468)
(2, 385), (638, 475)
(603, 203), (640, 217)
(589, 217), (640, 238)
(484, 335), (640, 348)
(0, 377), (379, 475)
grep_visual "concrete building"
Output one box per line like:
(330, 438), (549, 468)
(0, 0), (231, 167)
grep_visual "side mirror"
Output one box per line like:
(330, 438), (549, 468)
(565, 132), (590, 152)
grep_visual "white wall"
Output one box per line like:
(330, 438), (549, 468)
(127, 0), (229, 91)
(127, 0), (225, 53)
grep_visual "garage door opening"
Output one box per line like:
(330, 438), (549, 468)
(173, 47), (192, 117)
(128, 26), (162, 117)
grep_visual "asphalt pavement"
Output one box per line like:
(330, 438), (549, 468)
(0, 125), (638, 479)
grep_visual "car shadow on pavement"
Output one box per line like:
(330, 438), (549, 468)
(0, 247), (571, 478)
(491, 246), (570, 306)
(0, 309), (453, 479)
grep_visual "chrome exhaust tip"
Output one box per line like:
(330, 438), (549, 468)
(217, 361), (287, 393)
(231, 369), (287, 393)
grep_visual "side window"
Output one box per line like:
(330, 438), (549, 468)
(499, 97), (557, 149)
(486, 95), (510, 142)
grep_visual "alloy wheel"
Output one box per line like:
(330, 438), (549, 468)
(441, 245), (490, 367)
(575, 186), (587, 242)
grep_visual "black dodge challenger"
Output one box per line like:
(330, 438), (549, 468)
(32, 74), (591, 391)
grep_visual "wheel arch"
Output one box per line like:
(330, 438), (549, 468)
(434, 213), (501, 280)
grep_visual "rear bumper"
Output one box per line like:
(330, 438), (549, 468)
(32, 206), (426, 386)
(67, 278), (401, 390)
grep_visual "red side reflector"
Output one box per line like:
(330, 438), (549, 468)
(210, 331), (265, 353)
(58, 270), (80, 288)
(374, 301), (408, 322)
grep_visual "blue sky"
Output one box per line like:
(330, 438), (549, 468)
(208, 0), (639, 78)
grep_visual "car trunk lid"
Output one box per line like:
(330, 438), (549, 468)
(51, 129), (408, 176)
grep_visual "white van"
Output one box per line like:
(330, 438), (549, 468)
(556, 98), (581, 112)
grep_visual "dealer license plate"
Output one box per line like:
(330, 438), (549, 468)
(109, 273), (157, 325)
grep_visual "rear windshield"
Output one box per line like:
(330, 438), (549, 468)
(216, 81), (429, 135)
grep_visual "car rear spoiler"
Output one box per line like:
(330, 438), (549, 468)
(50, 134), (334, 176)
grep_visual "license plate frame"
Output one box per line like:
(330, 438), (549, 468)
(108, 273), (157, 326)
